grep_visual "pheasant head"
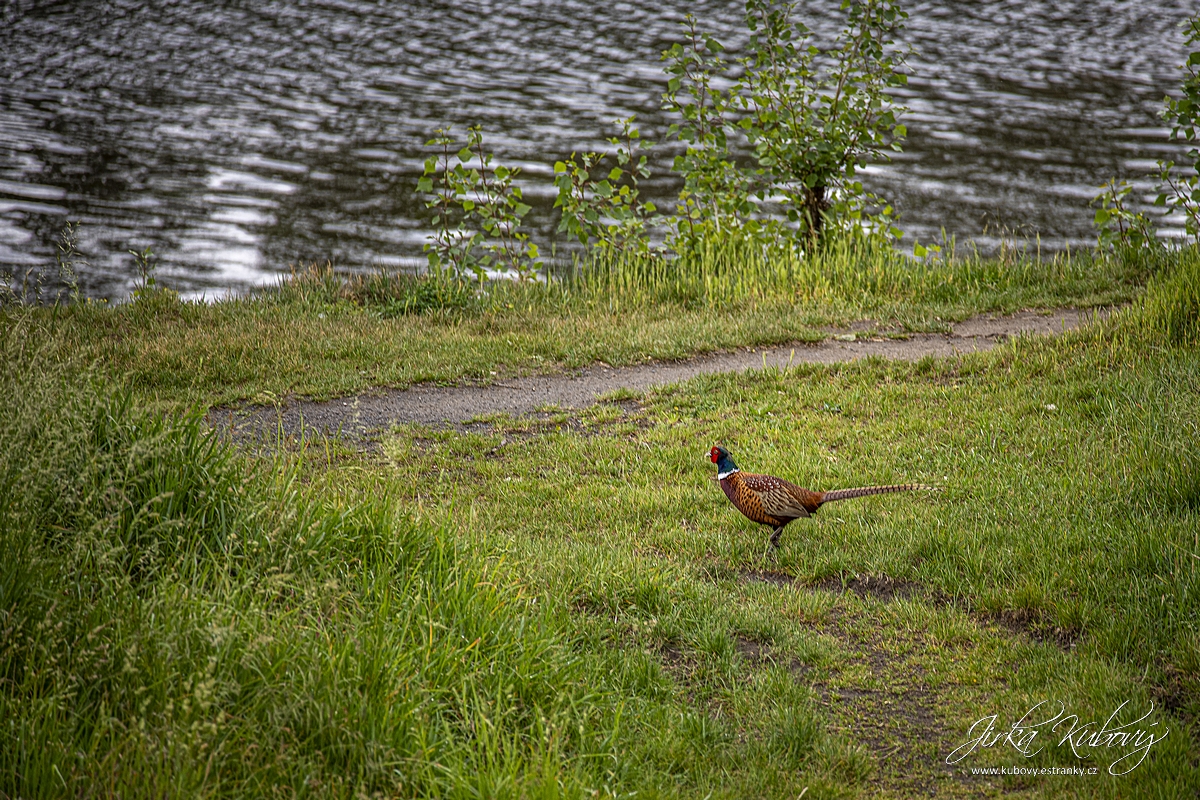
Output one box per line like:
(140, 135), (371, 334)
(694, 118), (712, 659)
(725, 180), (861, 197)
(709, 445), (739, 479)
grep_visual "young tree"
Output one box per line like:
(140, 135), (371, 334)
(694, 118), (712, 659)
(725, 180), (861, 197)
(663, 0), (909, 252)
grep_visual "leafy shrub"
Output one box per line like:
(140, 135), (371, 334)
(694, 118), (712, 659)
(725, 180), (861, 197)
(553, 117), (656, 252)
(1154, 14), (1200, 242)
(662, 0), (909, 252)
(1092, 179), (1157, 250)
(1095, 14), (1200, 248)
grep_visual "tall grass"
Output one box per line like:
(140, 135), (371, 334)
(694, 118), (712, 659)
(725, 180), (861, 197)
(1118, 248), (1200, 513)
(571, 235), (1150, 310)
(0, 316), (625, 797)
(1142, 245), (1200, 345)
(274, 237), (1163, 318)
(277, 262), (476, 317)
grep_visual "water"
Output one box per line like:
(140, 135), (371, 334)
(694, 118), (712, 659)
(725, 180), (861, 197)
(0, 0), (1194, 300)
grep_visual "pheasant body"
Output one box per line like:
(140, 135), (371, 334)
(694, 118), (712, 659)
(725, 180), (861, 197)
(710, 445), (929, 552)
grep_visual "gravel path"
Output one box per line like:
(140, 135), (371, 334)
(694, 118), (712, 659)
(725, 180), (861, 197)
(214, 308), (1095, 438)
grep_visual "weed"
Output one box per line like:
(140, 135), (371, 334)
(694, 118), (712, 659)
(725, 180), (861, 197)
(54, 221), (83, 304)
(419, 126), (540, 279)
(128, 245), (158, 297)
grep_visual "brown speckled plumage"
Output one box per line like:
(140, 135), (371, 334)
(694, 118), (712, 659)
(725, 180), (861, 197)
(709, 445), (932, 554)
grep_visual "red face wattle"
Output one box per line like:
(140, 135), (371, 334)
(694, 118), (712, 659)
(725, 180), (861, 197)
(710, 446), (720, 463)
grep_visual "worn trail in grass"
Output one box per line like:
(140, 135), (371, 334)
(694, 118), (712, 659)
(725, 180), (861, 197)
(221, 308), (1098, 436)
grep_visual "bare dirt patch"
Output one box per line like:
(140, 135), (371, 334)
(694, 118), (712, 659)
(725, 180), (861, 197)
(734, 634), (773, 665)
(740, 569), (797, 587)
(737, 569), (926, 603)
(813, 574), (926, 603)
(738, 568), (1086, 657)
(213, 308), (1098, 438)
(984, 608), (1082, 651)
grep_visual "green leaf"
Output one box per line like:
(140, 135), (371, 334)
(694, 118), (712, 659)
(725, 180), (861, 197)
(417, 177), (433, 193)
(554, 161), (567, 174)
(462, 200), (476, 212)
(608, 167), (624, 182)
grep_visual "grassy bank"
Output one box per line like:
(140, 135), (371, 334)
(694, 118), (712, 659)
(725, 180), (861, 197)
(2, 246), (1198, 797)
(15, 242), (1156, 411)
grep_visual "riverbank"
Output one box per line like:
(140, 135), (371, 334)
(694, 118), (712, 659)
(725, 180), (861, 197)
(3, 246), (1198, 797)
(20, 244), (1153, 412)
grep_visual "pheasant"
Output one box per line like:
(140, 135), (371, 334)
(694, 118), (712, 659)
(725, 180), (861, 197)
(709, 445), (930, 556)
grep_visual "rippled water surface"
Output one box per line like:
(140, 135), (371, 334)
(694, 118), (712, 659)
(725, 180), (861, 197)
(0, 1), (1194, 298)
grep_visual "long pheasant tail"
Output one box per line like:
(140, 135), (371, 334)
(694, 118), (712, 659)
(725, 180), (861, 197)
(819, 483), (938, 504)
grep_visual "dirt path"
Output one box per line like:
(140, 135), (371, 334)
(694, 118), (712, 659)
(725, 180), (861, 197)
(215, 308), (1096, 438)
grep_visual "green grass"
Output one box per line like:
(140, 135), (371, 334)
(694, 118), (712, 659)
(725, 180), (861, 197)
(370, 258), (1200, 796)
(1, 325), (630, 797)
(11, 241), (1157, 411)
(2, 246), (1199, 797)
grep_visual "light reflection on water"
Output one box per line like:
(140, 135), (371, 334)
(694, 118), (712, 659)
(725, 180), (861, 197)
(0, 0), (1194, 299)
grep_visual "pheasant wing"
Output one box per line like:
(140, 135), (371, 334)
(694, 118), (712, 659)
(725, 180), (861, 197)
(739, 473), (820, 520)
